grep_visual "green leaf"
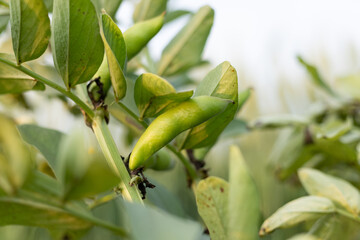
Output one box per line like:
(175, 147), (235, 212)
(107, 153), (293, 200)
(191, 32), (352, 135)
(9, 0), (50, 64)
(101, 11), (126, 101)
(0, 10), (9, 34)
(180, 61), (238, 149)
(195, 176), (229, 240)
(134, 73), (193, 119)
(124, 13), (164, 61)
(98, 0), (122, 19)
(335, 74), (360, 100)
(0, 53), (45, 94)
(164, 10), (191, 24)
(51, 0), (104, 89)
(18, 124), (64, 178)
(251, 114), (309, 129)
(133, 0), (167, 22)
(259, 196), (335, 236)
(228, 146), (260, 240)
(144, 148), (175, 171)
(297, 56), (336, 96)
(309, 214), (360, 240)
(237, 88), (251, 111)
(0, 114), (33, 195)
(298, 168), (360, 215)
(220, 119), (248, 139)
(0, 197), (92, 230)
(312, 117), (352, 141)
(57, 130), (120, 201)
(124, 200), (202, 240)
(157, 5), (214, 76)
(43, 0), (53, 12)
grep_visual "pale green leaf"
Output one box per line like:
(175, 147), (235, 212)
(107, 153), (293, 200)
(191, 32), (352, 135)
(195, 176), (229, 240)
(18, 124), (64, 178)
(10, 0), (50, 64)
(180, 61), (238, 149)
(297, 56), (336, 96)
(237, 88), (251, 111)
(0, 114), (33, 195)
(228, 146), (260, 240)
(101, 11), (126, 101)
(251, 114), (309, 129)
(124, 201), (202, 240)
(299, 168), (360, 215)
(0, 10), (9, 34)
(52, 0), (104, 89)
(133, 0), (166, 22)
(157, 5), (214, 76)
(0, 53), (45, 94)
(259, 196), (335, 236)
(288, 234), (321, 240)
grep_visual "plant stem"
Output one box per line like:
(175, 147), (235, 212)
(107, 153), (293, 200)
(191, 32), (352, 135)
(336, 208), (360, 224)
(92, 114), (143, 203)
(0, 56), (143, 203)
(116, 102), (199, 180)
(0, 56), (94, 119)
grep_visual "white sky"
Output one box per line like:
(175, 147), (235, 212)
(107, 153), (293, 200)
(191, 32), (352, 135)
(119, 0), (360, 114)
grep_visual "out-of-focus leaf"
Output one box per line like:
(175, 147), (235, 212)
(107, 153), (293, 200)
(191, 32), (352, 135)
(133, 0), (166, 22)
(237, 88), (251, 111)
(309, 214), (360, 240)
(335, 74), (360, 100)
(101, 11), (126, 101)
(51, 0), (104, 89)
(144, 148), (175, 171)
(145, 178), (187, 218)
(0, 53), (45, 94)
(0, 114), (33, 195)
(259, 196), (335, 236)
(180, 61), (238, 149)
(124, 14), (164, 61)
(157, 6), (214, 76)
(57, 130), (120, 201)
(18, 124), (64, 178)
(195, 176), (228, 240)
(228, 146), (260, 240)
(9, 0), (50, 64)
(134, 73), (193, 119)
(312, 117), (352, 141)
(288, 234), (321, 240)
(164, 10), (191, 24)
(0, 10), (9, 34)
(124, 201), (203, 240)
(0, 197), (92, 230)
(251, 114), (309, 129)
(99, 0), (122, 19)
(220, 119), (248, 139)
(299, 168), (360, 215)
(297, 56), (336, 96)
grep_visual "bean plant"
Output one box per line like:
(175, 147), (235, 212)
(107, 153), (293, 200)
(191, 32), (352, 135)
(1, 0), (360, 239)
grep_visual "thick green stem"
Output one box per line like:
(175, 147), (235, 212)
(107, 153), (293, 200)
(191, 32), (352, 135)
(92, 113), (143, 203)
(0, 57), (94, 119)
(116, 102), (199, 180)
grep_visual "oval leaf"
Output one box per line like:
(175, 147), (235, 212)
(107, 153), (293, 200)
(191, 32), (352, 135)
(157, 5), (214, 76)
(299, 168), (360, 215)
(101, 11), (126, 101)
(10, 0), (50, 64)
(228, 146), (260, 240)
(133, 0), (167, 23)
(195, 176), (229, 240)
(0, 53), (45, 94)
(52, 0), (104, 89)
(180, 61), (238, 149)
(259, 196), (335, 236)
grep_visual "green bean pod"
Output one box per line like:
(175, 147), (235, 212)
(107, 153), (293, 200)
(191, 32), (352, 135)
(129, 96), (231, 170)
(124, 13), (164, 61)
